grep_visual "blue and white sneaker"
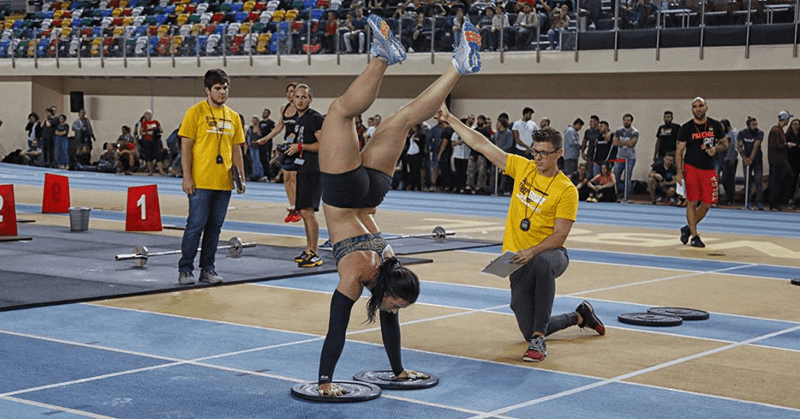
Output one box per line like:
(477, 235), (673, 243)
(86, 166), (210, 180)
(368, 14), (406, 65)
(452, 21), (481, 75)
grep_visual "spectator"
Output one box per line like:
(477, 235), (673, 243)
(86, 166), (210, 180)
(405, 124), (426, 191)
(562, 118), (584, 176)
(492, 5), (515, 50)
(546, 5), (570, 50)
(477, 6), (496, 51)
(41, 106), (58, 167)
(97, 142), (117, 173)
(116, 125), (138, 175)
(366, 114), (381, 141)
(570, 161), (591, 201)
(514, 2), (539, 50)
(343, 9), (367, 54)
(246, 115), (265, 181)
(451, 8), (467, 46)
(258, 108), (276, 179)
(612, 113), (639, 200)
(139, 110), (165, 175)
(323, 11), (340, 54)
(494, 116), (515, 194)
(737, 116), (764, 210)
(452, 118), (471, 193)
(539, 117), (551, 129)
(72, 108), (95, 152)
(427, 118), (447, 190)
(19, 138), (42, 165)
(581, 115), (601, 177)
(720, 119), (739, 205)
(467, 115), (492, 193)
(75, 144), (92, 167)
(787, 118), (800, 207)
(25, 112), (41, 148)
(406, 13), (431, 52)
(512, 106), (538, 156)
(654, 110), (680, 162)
(647, 151), (677, 205)
(767, 110), (795, 210)
(54, 114), (70, 170)
(438, 121), (455, 191)
(587, 162), (617, 202)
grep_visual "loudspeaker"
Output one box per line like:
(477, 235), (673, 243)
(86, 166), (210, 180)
(69, 91), (84, 113)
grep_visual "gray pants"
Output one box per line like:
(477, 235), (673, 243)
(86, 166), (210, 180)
(509, 247), (571, 341)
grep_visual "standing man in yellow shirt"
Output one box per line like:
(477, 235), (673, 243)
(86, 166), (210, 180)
(178, 69), (246, 285)
(436, 103), (606, 362)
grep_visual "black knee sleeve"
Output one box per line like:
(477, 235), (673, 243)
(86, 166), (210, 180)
(380, 310), (404, 376)
(318, 289), (355, 385)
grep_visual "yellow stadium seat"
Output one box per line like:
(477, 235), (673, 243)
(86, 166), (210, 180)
(240, 22), (250, 34)
(271, 9), (284, 21)
(176, 13), (188, 25)
(113, 26), (123, 36)
(61, 18), (72, 28)
(243, 1), (255, 11)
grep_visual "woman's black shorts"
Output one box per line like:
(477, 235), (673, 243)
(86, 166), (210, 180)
(321, 166), (392, 209)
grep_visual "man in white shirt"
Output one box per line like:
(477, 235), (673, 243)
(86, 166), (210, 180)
(512, 107), (538, 157)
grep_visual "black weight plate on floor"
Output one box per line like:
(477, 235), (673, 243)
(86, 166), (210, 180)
(353, 370), (439, 390)
(618, 312), (683, 327)
(648, 307), (710, 321)
(791, 278), (800, 286)
(291, 381), (381, 403)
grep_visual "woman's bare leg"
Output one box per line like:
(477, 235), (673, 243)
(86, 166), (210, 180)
(361, 66), (462, 176)
(319, 58), (389, 175)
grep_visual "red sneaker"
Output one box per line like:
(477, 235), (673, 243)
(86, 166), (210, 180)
(290, 210), (302, 222)
(284, 210), (295, 223)
(522, 336), (546, 362)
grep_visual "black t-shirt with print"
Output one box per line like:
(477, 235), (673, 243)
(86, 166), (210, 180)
(292, 108), (324, 173)
(677, 118), (724, 170)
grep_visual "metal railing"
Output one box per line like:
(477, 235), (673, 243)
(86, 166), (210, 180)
(2, 1), (798, 66)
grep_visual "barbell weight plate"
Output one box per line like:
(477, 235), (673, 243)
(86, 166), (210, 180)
(290, 381), (381, 403)
(353, 370), (439, 390)
(791, 278), (800, 286)
(133, 245), (148, 267)
(432, 226), (447, 243)
(228, 237), (244, 258)
(618, 312), (683, 327)
(647, 307), (710, 321)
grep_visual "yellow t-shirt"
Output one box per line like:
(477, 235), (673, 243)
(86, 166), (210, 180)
(502, 154), (578, 253)
(179, 100), (244, 191)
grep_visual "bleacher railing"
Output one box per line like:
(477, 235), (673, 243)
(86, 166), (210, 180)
(2, 0), (798, 68)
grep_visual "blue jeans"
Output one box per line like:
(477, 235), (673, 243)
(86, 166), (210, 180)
(55, 135), (69, 167)
(250, 147), (264, 179)
(614, 157), (636, 200)
(179, 189), (232, 273)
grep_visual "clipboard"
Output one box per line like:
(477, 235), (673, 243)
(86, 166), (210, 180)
(481, 251), (523, 278)
(676, 179), (685, 198)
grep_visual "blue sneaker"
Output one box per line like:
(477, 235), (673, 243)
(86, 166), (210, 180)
(452, 21), (481, 75)
(368, 15), (406, 65)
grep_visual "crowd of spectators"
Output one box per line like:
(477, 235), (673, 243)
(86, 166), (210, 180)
(1, 0), (796, 59)
(4, 102), (799, 210)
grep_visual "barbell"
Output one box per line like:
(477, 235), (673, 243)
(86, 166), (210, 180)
(115, 236), (256, 267)
(390, 226), (453, 243)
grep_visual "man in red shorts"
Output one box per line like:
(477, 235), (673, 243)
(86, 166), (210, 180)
(675, 97), (728, 248)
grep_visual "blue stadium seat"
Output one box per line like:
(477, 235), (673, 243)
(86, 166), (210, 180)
(309, 8), (323, 20)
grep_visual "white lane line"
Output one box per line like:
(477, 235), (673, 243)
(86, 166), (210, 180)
(0, 395), (120, 419)
(467, 324), (800, 419)
(567, 263), (760, 296)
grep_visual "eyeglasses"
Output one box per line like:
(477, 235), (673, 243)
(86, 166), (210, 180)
(531, 149), (560, 158)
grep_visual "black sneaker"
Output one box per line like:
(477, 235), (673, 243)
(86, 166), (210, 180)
(680, 225), (690, 245)
(298, 251), (323, 268)
(690, 236), (705, 248)
(576, 300), (605, 336)
(294, 250), (311, 263)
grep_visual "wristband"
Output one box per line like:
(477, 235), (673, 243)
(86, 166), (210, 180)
(298, 143), (303, 152)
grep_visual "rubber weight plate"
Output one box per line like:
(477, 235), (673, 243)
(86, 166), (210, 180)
(618, 312), (683, 327)
(791, 278), (800, 286)
(290, 381), (381, 403)
(648, 307), (710, 321)
(353, 370), (439, 390)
